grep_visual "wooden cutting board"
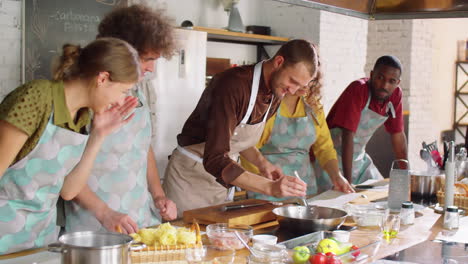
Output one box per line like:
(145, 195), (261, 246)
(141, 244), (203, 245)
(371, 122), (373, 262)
(183, 199), (282, 227)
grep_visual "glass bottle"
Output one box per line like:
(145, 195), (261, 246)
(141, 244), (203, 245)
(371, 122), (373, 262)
(248, 243), (289, 264)
(400, 201), (415, 225)
(443, 206), (459, 230)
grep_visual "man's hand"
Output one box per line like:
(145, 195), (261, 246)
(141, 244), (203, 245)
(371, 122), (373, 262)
(154, 196), (177, 221)
(270, 175), (307, 198)
(259, 162), (284, 180)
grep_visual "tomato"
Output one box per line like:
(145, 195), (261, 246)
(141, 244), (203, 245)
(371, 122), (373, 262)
(309, 252), (327, 264)
(325, 252), (336, 258)
(351, 245), (361, 257)
(326, 256), (343, 264)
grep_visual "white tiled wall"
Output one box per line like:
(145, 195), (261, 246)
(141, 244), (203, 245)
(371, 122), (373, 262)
(408, 20), (435, 171)
(0, 0), (21, 101)
(319, 11), (368, 113)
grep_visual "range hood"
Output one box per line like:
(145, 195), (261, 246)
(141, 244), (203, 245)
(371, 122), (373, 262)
(273, 0), (468, 20)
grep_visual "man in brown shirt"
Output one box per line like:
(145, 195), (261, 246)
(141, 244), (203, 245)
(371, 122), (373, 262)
(163, 40), (319, 216)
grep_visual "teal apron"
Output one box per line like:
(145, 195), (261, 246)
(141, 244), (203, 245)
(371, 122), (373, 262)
(0, 113), (88, 254)
(248, 98), (317, 201)
(318, 90), (395, 189)
(64, 87), (159, 232)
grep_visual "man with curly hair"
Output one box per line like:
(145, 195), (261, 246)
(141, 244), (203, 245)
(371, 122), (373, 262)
(63, 4), (177, 234)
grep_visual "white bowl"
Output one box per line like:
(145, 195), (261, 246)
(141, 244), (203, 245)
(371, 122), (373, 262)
(332, 230), (350, 243)
(252, 234), (278, 246)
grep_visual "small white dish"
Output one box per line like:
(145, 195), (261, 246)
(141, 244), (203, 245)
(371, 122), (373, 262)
(332, 230), (350, 243)
(252, 234), (278, 246)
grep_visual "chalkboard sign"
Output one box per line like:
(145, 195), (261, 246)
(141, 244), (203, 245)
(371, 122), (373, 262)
(23, 0), (127, 82)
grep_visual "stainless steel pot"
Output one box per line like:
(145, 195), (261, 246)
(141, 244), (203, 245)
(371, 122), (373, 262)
(272, 206), (347, 235)
(48, 231), (144, 264)
(410, 171), (444, 201)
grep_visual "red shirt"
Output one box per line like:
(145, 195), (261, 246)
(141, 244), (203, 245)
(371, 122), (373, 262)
(327, 78), (403, 134)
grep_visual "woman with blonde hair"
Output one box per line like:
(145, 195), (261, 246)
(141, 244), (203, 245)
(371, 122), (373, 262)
(0, 37), (139, 254)
(240, 44), (354, 200)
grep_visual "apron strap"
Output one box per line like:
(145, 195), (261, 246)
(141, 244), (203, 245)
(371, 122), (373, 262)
(262, 95), (274, 123)
(241, 61), (264, 124)
(177, 145), (203, 163)
(387, 102), (396, 118)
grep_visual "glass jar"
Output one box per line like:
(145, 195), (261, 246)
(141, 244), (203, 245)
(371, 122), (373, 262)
(400, 201), (415, 225)
(443, 206), (459, 230)
(248, 243), (289, 264)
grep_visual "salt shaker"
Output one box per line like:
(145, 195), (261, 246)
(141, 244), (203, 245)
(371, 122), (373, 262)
(400, 201), (415, 225)
(388, 159), (410, 211)
(443, 206), (459, 230)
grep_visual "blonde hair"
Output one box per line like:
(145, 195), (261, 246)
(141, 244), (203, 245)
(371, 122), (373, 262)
(303, 43), (323, 112)
(52, 37), (140, 83)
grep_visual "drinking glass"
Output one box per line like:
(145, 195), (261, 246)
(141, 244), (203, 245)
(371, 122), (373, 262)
(213, 256), (248, 264)
(381, 213), (400, 241)
(185, 245), (235, 264)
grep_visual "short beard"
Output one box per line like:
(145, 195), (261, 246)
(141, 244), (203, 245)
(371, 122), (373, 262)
(269, 67), (284, 99)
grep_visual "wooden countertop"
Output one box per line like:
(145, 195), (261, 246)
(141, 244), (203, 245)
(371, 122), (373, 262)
(0, 187), (453, 263)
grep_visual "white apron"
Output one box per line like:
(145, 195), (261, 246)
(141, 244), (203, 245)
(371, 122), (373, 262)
(0, 113), (88, 254)
(163, 62), (273, 216)
(64, 87), (159, 232)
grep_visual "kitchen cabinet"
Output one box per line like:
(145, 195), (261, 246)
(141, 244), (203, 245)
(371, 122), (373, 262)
(454, 61), (468, 140)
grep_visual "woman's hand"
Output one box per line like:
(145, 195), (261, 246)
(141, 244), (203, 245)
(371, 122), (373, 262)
(92, 96), (138, 137)
(331, 173), (355, 193)
(154, 196), (177, 221)
(98, 207), (139, 234)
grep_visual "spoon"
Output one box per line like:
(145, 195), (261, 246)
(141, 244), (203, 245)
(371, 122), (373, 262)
(293, 170), (308, 206)
(234, 231), (258, 258)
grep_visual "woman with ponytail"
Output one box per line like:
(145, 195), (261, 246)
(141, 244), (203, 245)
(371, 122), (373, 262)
(240, 43), (354, 201)
(0, 37), (139, 254)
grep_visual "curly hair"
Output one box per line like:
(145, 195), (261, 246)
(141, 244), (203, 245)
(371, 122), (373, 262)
(303, 43), (323, 113)
(97, 4), (176, 59)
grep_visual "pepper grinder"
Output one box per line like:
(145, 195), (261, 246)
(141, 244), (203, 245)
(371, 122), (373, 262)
(444, 141), (455, 210)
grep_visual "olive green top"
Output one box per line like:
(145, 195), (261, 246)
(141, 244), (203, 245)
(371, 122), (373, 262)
(0, 79), (91, 165)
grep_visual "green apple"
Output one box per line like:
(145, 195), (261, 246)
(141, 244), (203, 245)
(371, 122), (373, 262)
(292, 246), (310, 264)
(336, 242), (353, 255)
(316, 238), (340, 254)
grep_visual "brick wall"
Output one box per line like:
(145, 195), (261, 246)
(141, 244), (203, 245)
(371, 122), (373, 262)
(319, 11), (368, 113)
(366, 19), (436, 171)
(0, 0), (21, 101)
(408, 20), (434, 171)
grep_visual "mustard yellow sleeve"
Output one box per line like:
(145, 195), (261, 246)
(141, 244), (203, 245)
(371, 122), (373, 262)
(239, 113), (277, 174)
(311, 108), (338, 167)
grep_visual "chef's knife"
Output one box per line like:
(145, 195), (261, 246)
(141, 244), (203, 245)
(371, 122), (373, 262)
(220, 203), (269, 211)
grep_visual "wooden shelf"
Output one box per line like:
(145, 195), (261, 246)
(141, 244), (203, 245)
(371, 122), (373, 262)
(193, 26), (289, 45)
